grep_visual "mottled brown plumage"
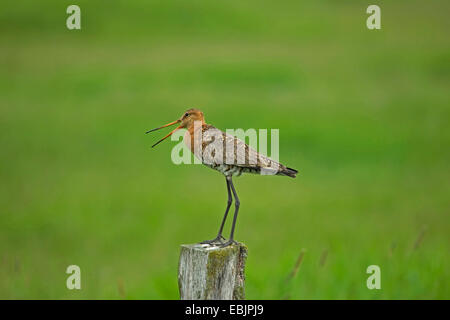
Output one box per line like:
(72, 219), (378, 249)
(148, 108), (297, 178)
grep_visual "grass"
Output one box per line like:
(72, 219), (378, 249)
(0, 0), (449, 299)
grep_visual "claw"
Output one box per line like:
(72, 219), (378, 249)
(200, 235), (226, 246)
(218, 239), (238, 248)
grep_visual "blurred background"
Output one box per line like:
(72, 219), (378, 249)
(0, 0), (449, 299)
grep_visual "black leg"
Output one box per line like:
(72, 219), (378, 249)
(219, 176), (240, 247)
(200, 177), (233, 245)
(217, 178), (232, 236)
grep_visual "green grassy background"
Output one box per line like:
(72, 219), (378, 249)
(0, 0), (449, 299)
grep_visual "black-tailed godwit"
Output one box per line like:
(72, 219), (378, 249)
(146, 108), (297, 247)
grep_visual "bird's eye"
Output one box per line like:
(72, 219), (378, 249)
(184, 113), (189, 117)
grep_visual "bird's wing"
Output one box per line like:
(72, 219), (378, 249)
(200, 126), (284, 174)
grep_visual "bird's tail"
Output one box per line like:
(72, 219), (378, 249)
(279, 167), (298, 178)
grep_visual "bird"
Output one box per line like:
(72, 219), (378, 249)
(146, 108), (298, 247)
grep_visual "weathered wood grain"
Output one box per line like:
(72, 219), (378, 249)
(178, 243), (247, 300)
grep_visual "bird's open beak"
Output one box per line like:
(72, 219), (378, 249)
(146, 119), (182, 148)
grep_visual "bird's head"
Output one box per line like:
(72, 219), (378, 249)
(179, 108), (204, 129)
(146, 108), (205, 148)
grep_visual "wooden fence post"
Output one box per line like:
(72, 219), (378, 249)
(178, 243), (248, 300)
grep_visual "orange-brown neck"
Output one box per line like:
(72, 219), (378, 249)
(186, 118), (205, 134)
(184, 121), (207, 152)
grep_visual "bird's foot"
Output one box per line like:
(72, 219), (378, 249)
(218, 239), (238, 248)
(200, 235), (226, 246)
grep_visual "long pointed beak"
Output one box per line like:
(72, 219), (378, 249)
(145, 119), (180, 134)
(145, 119), (182, 148)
